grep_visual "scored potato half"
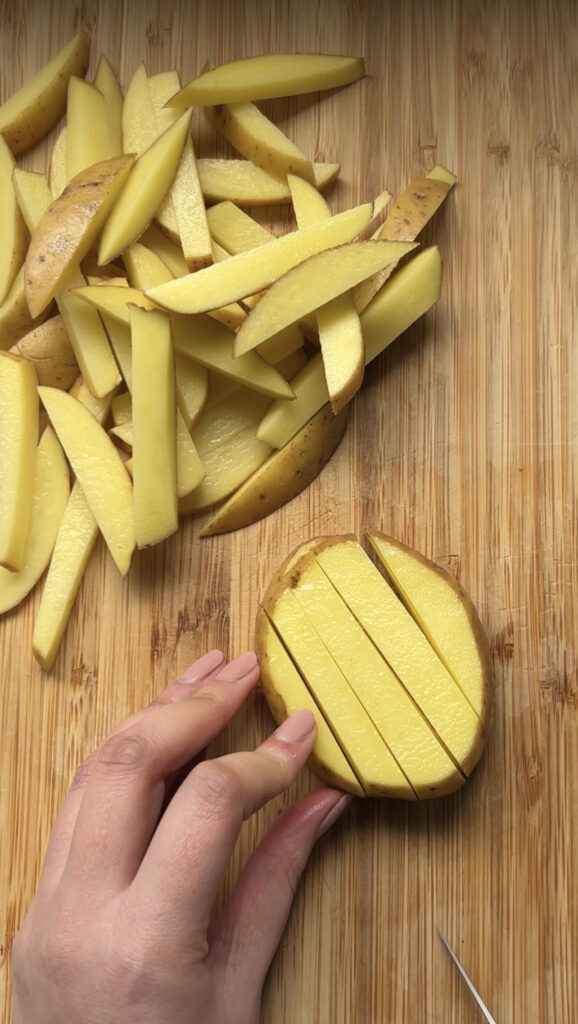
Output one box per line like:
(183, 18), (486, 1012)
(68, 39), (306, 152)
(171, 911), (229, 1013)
(257, 531), (493, 799)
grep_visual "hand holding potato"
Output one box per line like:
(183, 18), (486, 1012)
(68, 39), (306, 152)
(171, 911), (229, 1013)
(11, 650), (350, 1024)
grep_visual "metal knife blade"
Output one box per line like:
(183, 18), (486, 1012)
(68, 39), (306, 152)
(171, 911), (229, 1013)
(438, 930), (497, 1023)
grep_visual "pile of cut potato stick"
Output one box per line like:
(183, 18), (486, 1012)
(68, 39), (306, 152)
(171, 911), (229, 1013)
(0, 33), (455, 670)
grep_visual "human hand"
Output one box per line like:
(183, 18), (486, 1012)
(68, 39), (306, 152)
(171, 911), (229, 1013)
(11, 649), (350, 1024)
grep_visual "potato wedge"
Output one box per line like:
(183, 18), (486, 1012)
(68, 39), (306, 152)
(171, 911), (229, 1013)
(93, 54), (123, 157)
(233, 239), (416, 356)
(257, 533), (492, 798)
(0, 137), (28, 305)
(38, 386), (135, 576)
(10, 315), (78, 389)
(196, 158), (340, 206)
(0, 32), (90, 155)
(202, 402), (349, 535)
(25, 154), (135, 318)
(66, 76), (117, 179)
(0, 427), (70, 615)
(147, 203), (373, 315)
(0, 352), (39, 571)
(206, 101), (315, 184)
(168, 53), (365, 107)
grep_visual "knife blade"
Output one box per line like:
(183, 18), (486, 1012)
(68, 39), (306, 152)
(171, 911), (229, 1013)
(438, 930), (497, 1023)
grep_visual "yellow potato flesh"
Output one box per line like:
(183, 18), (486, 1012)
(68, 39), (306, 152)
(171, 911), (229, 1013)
(0, 137), (27, 306)
(130, 307), (178, 548)
(179, 425), (272, 514)
(10, 315), (79, 390)
(196, 159), (340, 206)
(201, 401), (349, 536)
(233, 239), (416, 356)
(368, 533), (492, 723)
(38, 386), (135, 576)
(0, 353), (39, 571)
(93, 55), (123, 157)
(314, 539), (486, 776)
(57, 267), (122, 398)
(168, 53), (365, 107)
(98, 110), (193, 265)
(0, 32), (90, 155)
(32, 481), (98, 671)
(147, 203), (373, 315)
(257, 534), (491, 798)
(206, 101), (315, 184)
(0, 426), (69, 614)
(66, 77), (118, 180)
(12, 168), (53, 234)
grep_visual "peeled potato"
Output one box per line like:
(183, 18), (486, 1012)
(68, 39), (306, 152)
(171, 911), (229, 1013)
(257, 532), (492, 799)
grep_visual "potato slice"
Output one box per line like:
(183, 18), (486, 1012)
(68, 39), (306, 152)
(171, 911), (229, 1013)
(257, 533), (492, 798)
(93, 55), (123, 157)
(257, 245), (443, 448)
(122, 62), (159, 155)
(49, 126), (68, 198)
(0, 427), (70, 615)
(206, 101), (315, 184)
(0, 352), (39, 571)
(179, 426), (272, 515)
(98, 110), (193, 266)
(233, 239), (415, 356)
(25, 154), (135, 317)
(71, 282), (158, 323)
(197, 158), (340, 206)
(202, 401), (349, 536)
(10, 315), (78, 389)
(0, 32), (90, 155)
(38, 386), (135, 576)
(130, 307), (178, 548)
(146, 203), (373, 315)
(168, 53), (365, 107)
(32, 481), (98, 671)
(66, 76), (117, 179)
(0, 137), (28, 306)
(12, 167), (53, 234)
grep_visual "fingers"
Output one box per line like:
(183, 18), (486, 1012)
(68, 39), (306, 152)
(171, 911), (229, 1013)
(129, 708), (319, 937)
(208, 788), (351, 993)
(39, 652), (258, 898)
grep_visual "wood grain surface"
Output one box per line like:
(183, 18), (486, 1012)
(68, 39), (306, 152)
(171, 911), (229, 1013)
(1, 0), (578, 1020)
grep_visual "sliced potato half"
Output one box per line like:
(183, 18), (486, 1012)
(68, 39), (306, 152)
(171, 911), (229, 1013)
(257, 532), (492, 798)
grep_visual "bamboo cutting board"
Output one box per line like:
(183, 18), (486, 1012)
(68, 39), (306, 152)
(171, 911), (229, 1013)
(1, 0), (578, 1020)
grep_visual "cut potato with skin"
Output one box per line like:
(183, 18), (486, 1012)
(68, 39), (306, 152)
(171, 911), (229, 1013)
(202, 402), (349, 536)
(98, 110), (193, 265)
(233, 239), (415, 356)
(146, 203), (373, 314)
(168, 53), (365, 107)
(10, 315), (79, 390)
(0, 268), (48, 349)
(196, 159), (340, 206)
(180, 425), (272, 514)
(206, 101), (315, 184)
(0, 427), (70, 615)
(0, 137), (28, 306)
(257, 533), (492, 797)
(0, 352), (39, 571)
(38, 386), (135, 576)
(25, 154), (135, 317)
(0, 32), (90, 155)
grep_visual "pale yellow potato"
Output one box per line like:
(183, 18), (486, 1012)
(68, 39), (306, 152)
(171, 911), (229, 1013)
(257, 245), (443, 448)
(197, 158), (340, 206)
(72, 282), (158, 324)
(12, 168), (52, 233)
(0, 137), (27, 305)
(0, 32), (90, 155)
(171, 313), (295, 400)
(122, 242), (174, 289)
(202, 401), (349, 536)
(93, 54), (123, 156)
(207, 200), (275, 252)
(25, 154), (135, 317)
(66, 76), (117, 180)
(98, 110), (193, 266)
(260, 566), (413, 799)
(179, 424), (272, 514)
(257, 533), (492, 797)
(168, 53), (365, 107)
(10, 315), (78, 389)
(0, 352), (39, 571)
(48, 126), (68, 197)
(121, 62), (158, 155)
(352, 166), (456, 311)
(0, 427), (70, 615)
(146, 203), (374, 315)
(233, 239), (416, 356)
(111, 390), (132, 426)
(206, 101), (315, 184)
(32, 481), (98, 671)
(256, 611), (364, 795)
(367, 532), (493, 724)
(140, 223), (189, 277)
(68, 374), (113, 424)
(175, 352), (209, 429)
(130, 307), (178, 548)
(57, 267), (122, 399)
(38, 386), (135, 576)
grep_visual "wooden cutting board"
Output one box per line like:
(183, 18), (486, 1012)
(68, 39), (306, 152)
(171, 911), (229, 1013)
(2, 0), (577, 1020)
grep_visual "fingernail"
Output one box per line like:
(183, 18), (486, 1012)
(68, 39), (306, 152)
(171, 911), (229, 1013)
(178, 649), (225, 684)
(274, 708), (316, 744)
(218, 650), (259, 681)
(316, 793), (353, 838)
